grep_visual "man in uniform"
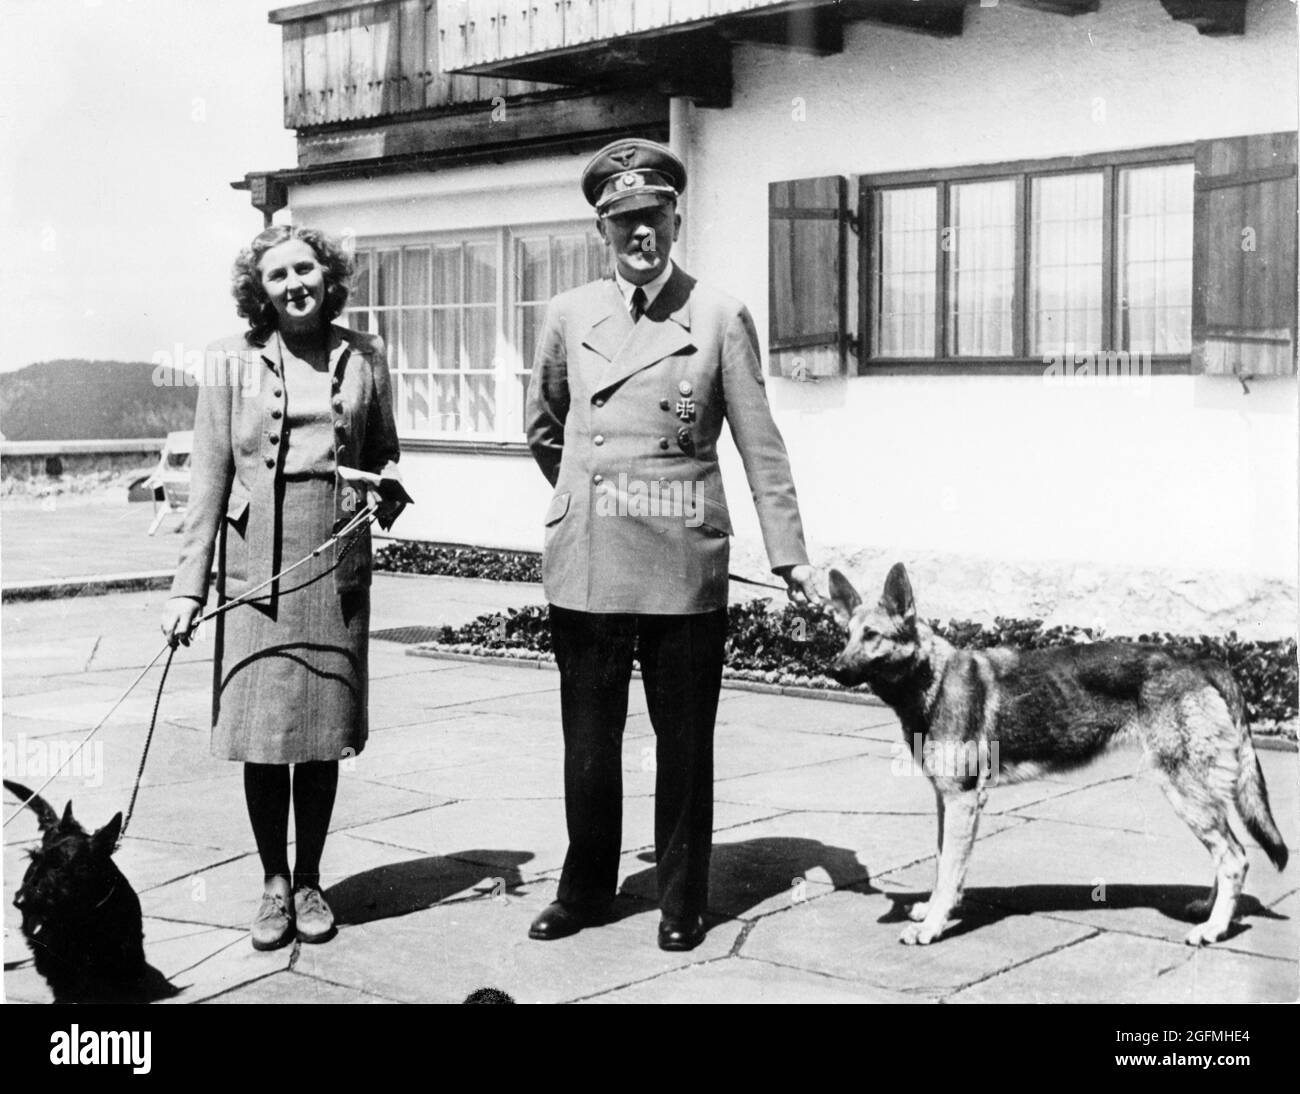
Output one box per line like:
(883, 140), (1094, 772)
(525, 137), (818, 951)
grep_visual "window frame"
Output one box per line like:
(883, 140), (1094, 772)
(347, 218), (605, 452)
(857, 142), (1197, 376)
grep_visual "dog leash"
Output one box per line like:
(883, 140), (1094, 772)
(730, 572), (829, 608)
(120, 644), (176, 840)
(729, 573), (789, 593)
(2, 503), (381, 835)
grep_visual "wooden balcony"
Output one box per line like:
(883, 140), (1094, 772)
(270, 0), (560, 129)
(433, 0), (985, 105)
(237, 1), (673, 215)
(441, 0), (834, 68)
(434, 0), (1249, 105)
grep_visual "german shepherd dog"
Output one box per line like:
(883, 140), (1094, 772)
(4, 779), (175, 1003)
(827, 565), (1289, 947)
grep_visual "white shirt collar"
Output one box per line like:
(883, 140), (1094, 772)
(613, 259), (676, 314)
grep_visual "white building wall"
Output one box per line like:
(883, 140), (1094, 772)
(681, 0), (1299, 635)
(289, 0), (1298, 636)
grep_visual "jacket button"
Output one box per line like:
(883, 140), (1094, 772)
(335, 419), (346, 431)
(273, 388), (282, 398)
(658, 437), (669, 450)
(593, 434), (604, 446)
(265, 456), (275, 468)
(332, 398), (344, 412)
(592, 474), (603, 485)
(659, 399), (670, 411)
(271, 408), (282, 419)
(269, 434), (280, 445)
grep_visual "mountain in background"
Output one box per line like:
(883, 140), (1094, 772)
(0, 360), (198, 441)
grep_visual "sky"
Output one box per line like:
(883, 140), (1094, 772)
(0, 0), (298, 372)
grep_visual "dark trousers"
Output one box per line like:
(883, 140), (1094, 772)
(550, 605), (728, 920)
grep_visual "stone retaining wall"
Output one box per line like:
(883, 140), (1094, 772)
(1, 440), (163, 497)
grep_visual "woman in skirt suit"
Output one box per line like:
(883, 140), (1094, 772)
(160, 225), (402, 950)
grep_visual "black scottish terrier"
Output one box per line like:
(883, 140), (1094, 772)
(4, 779), (176, 1003)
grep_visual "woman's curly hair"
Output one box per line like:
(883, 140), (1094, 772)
(231, 225), (356, 342)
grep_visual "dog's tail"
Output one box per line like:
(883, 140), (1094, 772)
(3, 779), (59, 831)
(1235, 734), (1289, 871)
(1204, 667), (1290, 872)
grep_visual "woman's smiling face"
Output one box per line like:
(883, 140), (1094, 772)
(259, 238), (327, 333)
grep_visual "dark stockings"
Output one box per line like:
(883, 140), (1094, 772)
(243, 761), (339, 891)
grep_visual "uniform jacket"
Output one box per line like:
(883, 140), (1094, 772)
(171, 325), (400, 605)
(525, 265), (808, 614)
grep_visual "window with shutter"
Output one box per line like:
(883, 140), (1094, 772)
(1192, 132), (1298, 378)
(768, 176), (851, 379)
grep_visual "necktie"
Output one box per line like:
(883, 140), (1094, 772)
(630, 286), (647, 323)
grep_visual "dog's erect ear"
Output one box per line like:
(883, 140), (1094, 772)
(880, 563), (917, 628)
(828, 569), (862, 627)
(92, 812), (123, 857)
(60, 801), (76, 829)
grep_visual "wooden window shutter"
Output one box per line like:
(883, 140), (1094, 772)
(1192, 132), (1298, 377)
(768, 176), (850, 378)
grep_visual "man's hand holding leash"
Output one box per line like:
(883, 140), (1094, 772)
(776, 563), (822, 606)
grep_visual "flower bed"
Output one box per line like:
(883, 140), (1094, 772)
(423, 599), (1298, 735)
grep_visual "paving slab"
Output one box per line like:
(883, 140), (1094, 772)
(155, 933), (297, 1004)
(624, 808), (1028, 921)
(348, 794), (782, 882)
(206, 970), (395, 1004)
(739, 886), (1096, 999)
(3, 578), (1295, 1005)
(139, 832), (427, 930)
(877, 814), (1298, 956)
(948, 929), (1299, 1004)
(335, 714), (555, 780)
(4, 721), (232, 799)
(715, 690), (900, 741)
(292, 878), (745, 1004)
(0, 500), (183, 584)
(584, 955), (923, 1004)
(375, 747), (567, 800)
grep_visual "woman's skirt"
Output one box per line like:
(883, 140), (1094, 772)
(212, 476), (369, 764)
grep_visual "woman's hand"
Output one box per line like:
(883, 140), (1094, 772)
(161, 597), (202, 647)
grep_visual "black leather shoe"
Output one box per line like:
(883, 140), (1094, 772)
(528, 900), (610, 941)
(658, 914), (706, 952)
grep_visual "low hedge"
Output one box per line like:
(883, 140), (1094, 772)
(428, 599), (1298, 731)
(375, 540), (542, 583)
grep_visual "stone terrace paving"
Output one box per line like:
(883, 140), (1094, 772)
(1, 504), (1296, 1003)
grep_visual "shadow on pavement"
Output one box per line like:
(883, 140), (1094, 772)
(878, 883), (1287, 942)
(621, 837), (871, 917)
(325, 851), (533, 925)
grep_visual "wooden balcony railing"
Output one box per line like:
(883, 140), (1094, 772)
(437, 0), (815, 71)
(435, 0), (1249, 77)
(272, 0), (557, 129)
